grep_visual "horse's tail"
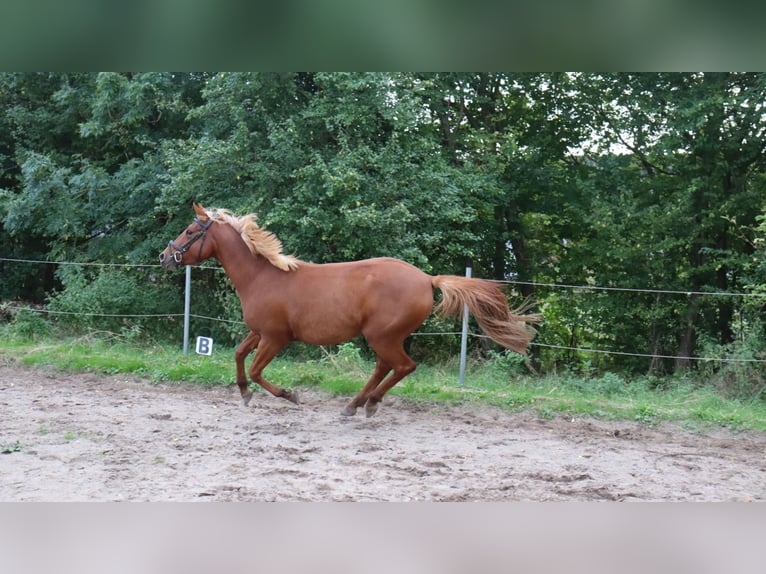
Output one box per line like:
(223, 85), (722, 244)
(432, 275), (541, 354)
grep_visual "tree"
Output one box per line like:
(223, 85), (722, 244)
(560, 73), (766, 371)
(3, 72), (766, 379)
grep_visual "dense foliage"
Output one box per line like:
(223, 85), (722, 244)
(2, 73), (765, 398)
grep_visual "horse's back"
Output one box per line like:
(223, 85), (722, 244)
(299, 256), (429, 285)
(284, 257), (433, 344)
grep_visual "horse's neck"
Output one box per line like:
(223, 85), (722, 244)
(213, 233), (271, 296)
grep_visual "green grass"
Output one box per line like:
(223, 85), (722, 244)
(11, 337), (235, 386)
(1, 333), (765, 432)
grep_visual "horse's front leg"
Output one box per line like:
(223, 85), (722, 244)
(247, 337), (299, 406)
(235, 331), (260, 406)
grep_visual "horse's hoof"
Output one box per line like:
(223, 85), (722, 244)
(341, 404), (357, 416)
(242, 391), (253, 407)
(365, 401), (379, 418)
(285, 389), (300, 405)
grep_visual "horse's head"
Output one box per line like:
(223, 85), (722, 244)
(159, 203), (216, 270)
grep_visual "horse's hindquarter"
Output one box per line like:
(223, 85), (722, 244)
(284, 258), (433, 345)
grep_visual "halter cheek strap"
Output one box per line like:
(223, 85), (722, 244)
(167, 218), (213, 263)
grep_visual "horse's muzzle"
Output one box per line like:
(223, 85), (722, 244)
(158, 248), (181, 270)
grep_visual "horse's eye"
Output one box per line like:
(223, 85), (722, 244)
(186, 230), (194, 236)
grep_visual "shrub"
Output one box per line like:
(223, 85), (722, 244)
(486, 348), (529, 378)
(46, 266), (181, 339)
(1, 306), (52, 340)
(697, 327), (766, 401)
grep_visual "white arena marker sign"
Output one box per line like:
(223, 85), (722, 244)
(195, 336), (213, 356)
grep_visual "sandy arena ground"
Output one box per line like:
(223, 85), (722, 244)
(1, 360), (764, 501)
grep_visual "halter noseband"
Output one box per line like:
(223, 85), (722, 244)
(167, 218), (213, 263)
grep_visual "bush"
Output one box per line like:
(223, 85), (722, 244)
(1, 306), (52, 340)
(590, 371), (628, 397)
(697, 327), (766, 401)
(406, 315), (462, 363)
(320, 341), (370, 376)
(46, 266), (181, 339)
(486, 348), (529, 378)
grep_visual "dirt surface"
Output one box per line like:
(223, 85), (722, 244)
(1, 360), (764, 501)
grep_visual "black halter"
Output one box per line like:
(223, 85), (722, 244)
(167, 218), (213, 263)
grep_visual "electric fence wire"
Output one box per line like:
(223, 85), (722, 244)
(3, 256), (766, 364)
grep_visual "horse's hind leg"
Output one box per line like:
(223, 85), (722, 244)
(342, 358), (391, 416)
(363, 342), (416, 418)
(235, 331), (260, 406)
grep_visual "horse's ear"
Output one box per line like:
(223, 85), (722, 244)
(193, 202), (209, 222)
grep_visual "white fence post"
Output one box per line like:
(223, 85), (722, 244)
(183, 265), (191, 356)
(458, 266), (471, 385)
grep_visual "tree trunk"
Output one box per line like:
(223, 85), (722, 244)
(717, 264), (734, 345)
(647, 294), (664, 375)
(675, 294), (700, 372)
(492, 206), (507, 280)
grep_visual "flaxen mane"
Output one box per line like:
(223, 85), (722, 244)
(206, 208), (300, 271)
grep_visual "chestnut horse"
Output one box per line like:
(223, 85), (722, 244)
(160, 203), (540, 417)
